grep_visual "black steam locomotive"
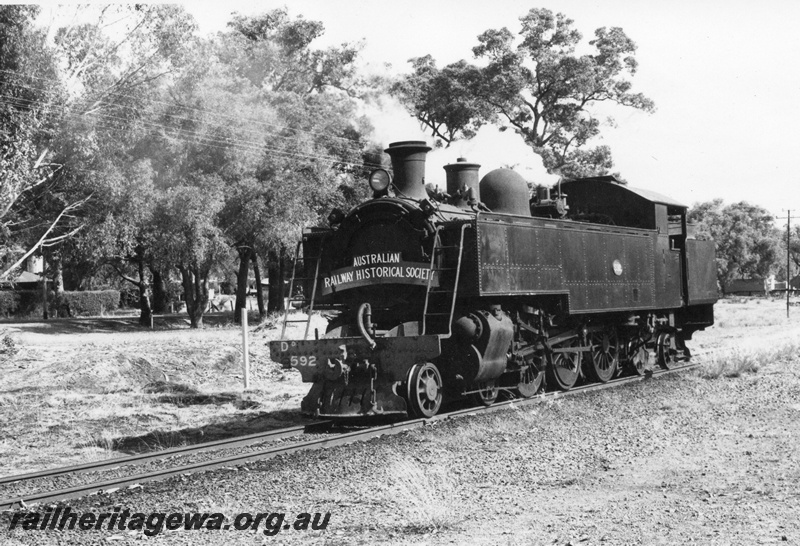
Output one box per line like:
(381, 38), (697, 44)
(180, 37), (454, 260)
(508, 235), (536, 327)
(269, 140), (717, 418)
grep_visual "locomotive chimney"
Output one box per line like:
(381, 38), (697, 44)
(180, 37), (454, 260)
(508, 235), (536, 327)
(444, 157), (481, 207)
(384, 140), (431, 201)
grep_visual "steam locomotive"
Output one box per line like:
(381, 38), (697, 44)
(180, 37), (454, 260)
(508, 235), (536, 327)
(269, 140), (717, 418)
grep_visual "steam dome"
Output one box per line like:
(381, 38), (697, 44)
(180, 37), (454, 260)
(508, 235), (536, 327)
(479, 169), (531, 216)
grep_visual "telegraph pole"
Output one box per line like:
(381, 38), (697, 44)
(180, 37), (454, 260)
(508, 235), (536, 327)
(786, 210), (796, 319)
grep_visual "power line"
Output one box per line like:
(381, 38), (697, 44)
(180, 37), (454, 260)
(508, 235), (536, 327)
(0, 94), (385, 172)
(0, 73), (388, 171)
(1, 83), (371, 159)
(0, 68), (372, 149)
(0, 89), (367, 158)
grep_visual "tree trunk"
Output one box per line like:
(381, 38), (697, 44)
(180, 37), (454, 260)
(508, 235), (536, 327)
(179, 264), (208, 328)
(234, 246), (251, 324)
(52, 252), (67, 317)
(52, 251), (64, 296)
(253, 252), (265, 318)
(137, 258), (152, 327)
(267, 249), (286, 313)
(150, 267), (168, 314)
(41, 252), (48, 320)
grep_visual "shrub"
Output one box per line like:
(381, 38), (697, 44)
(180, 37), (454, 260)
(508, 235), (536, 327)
(0, 290), (42, 317)
(0, 289), (120, 318)
(0, 292), (20, 317)
(57, 290), (120, 317)
(17, 290), (42, 316)
(0, 330), (17, 363)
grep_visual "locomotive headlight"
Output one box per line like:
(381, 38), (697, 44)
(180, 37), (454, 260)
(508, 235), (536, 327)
(368, 169), (391, 194)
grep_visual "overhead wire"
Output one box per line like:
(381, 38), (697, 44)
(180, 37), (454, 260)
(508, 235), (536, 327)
(0, 68), (376, 150)
(0, 78), (388, 171)
(0, 81), (363, 154)
(3, 80), (372, 160)
(0, 92), (386, 172)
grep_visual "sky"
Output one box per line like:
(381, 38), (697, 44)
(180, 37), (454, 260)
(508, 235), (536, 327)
(33, 0), (800, 217)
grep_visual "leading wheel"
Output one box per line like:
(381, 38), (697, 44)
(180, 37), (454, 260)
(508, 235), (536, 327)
(547, 337), (581, 391)
(471, 380), (499, 406)
(656, 332), (676, 370)
(585, 327), (619, 383)
(406, 362), (443, 418)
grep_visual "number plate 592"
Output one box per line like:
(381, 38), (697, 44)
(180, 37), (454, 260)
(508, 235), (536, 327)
(290, 355), (317, 367)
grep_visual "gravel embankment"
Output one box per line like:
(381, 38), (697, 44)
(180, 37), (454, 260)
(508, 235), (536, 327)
(2, 349), (798, 546)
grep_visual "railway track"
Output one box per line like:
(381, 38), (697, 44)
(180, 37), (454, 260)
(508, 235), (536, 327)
(0, 421), (331, 488)
(0, 361), (703, 511)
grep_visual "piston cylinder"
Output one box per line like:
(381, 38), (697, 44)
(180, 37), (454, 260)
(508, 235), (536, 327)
(452, 308), (514, 382)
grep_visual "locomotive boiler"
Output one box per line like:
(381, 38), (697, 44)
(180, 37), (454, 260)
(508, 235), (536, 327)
(269, 140), (717, 418)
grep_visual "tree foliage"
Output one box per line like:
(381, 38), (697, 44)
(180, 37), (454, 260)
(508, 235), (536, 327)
(213, 9), (372, 316)
(688, 200), (781, 291)
(393, 8), (654, 176)
(391, 55), (491, 147)
(153, 180), (229, 328)
(0, 6), (67, 274)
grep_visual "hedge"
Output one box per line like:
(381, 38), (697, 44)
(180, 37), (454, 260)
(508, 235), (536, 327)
(57, 290), (120, 317)
(0, 292), (20, 317)
(0, 290), (40, 317)
(0, 290), (120, 318)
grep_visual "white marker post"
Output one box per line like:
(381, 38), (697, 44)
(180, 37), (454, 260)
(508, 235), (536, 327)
(241, 308), (250, 389)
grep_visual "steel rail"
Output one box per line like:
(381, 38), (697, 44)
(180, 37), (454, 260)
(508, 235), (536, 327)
(0, 362), (703, 511)
(431, 361), (702, 422)
(0, 420), (331, 487)
(0, 420), (425, 511)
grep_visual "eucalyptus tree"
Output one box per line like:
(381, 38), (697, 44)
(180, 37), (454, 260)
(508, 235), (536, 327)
(152, 179), (230, 328)
(790, 225), (800, 279)
(212, 9), (374, 318)
(688, 200), (781, 293)
(42, 5), (197, 321)
(393, 7), (654, 177)
(391, 55), (491, 147)
(0, 6), (70, 279)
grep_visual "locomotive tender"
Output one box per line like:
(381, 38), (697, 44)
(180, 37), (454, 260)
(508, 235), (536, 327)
(269, 140), (717, 418)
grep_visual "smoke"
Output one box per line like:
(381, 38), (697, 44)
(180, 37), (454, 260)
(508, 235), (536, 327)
(425, 128), (557, 191)
(361, 95), (558, 190)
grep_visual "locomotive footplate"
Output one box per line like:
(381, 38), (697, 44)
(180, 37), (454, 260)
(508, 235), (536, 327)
(269, 335), (442, 417)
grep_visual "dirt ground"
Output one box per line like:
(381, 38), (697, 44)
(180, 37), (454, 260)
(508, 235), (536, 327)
(0, 298), (799, 545)
(0, 311), (326, 476)
(0, 298), (796, 476)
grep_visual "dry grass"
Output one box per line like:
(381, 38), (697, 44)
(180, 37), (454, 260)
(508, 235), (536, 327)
(385, 456), (461, 532)
(698, 341), (800, 379)
(713, 297), (800, 329)
(0, 314), (325, 475)
(699, 348), (761, 379)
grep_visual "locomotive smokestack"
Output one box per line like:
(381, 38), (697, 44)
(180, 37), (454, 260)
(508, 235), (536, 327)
(385, 140), (431, 201)
(444, 157), (481, 207)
